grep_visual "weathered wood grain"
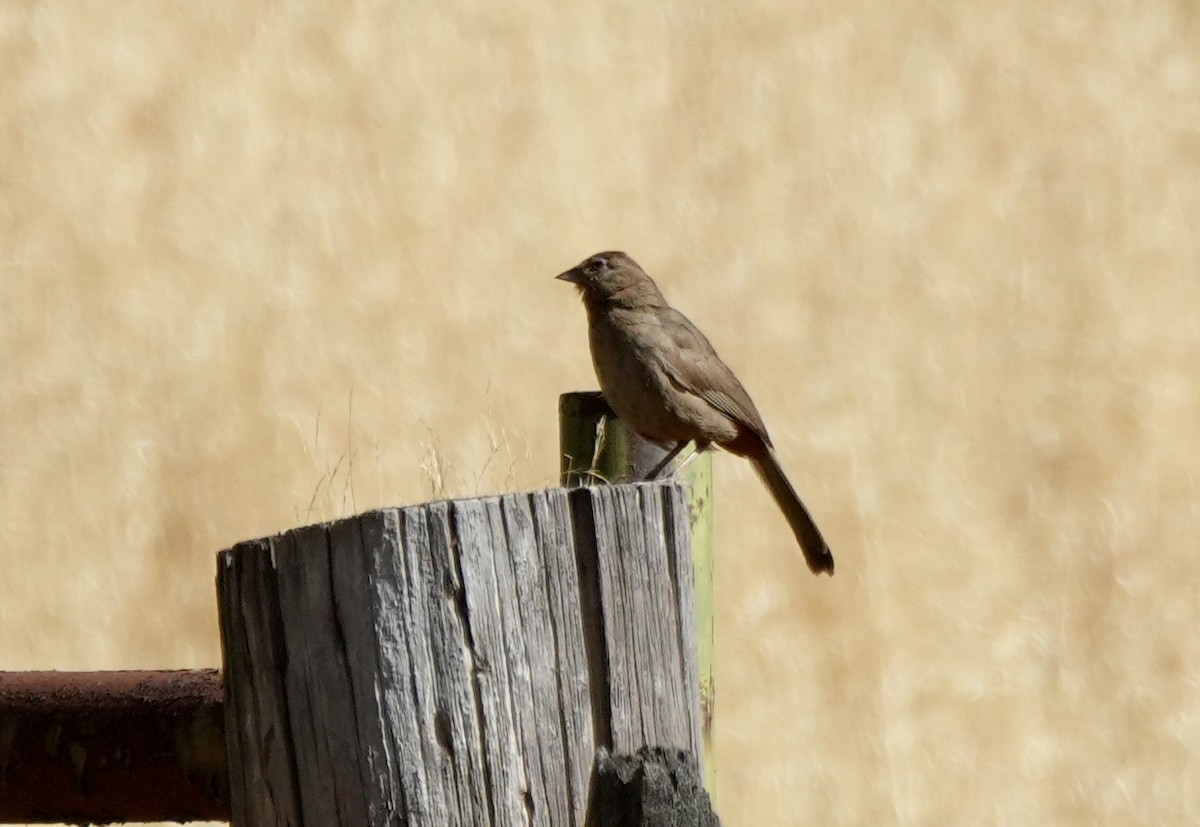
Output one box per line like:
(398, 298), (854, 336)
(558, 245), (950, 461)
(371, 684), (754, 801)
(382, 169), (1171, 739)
(217, 537), (302, 826)
(218, 482), (702, 826)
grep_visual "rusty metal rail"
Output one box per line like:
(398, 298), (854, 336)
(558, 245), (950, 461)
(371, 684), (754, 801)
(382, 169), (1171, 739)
(0, 670), (228, 824)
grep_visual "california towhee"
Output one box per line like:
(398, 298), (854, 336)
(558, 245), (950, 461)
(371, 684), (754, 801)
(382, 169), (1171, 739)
(558, 251), (834, 576)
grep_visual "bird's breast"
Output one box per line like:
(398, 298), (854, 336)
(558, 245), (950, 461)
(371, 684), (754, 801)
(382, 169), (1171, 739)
(584, 306), (738, 444)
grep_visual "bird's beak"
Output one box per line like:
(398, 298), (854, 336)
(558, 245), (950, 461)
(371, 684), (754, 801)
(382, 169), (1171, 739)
(556, 266), (583, 284)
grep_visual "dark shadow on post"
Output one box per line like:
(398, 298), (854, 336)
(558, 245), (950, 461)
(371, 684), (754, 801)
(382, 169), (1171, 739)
(569, 484), (614, 753)
(586, 747), (720, 827)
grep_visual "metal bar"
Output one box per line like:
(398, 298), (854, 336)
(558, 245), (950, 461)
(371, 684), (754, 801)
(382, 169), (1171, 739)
(0, 669), (228, 824)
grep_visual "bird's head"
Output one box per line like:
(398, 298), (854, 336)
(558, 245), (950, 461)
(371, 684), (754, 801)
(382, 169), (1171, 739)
(556, 251), (658, 302)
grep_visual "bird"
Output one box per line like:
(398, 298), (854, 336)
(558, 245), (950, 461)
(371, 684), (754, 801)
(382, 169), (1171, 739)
(557, 250), (834, 576)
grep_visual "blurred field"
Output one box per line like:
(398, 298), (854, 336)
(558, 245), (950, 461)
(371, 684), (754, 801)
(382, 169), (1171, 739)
(3, 2), (1199, 825)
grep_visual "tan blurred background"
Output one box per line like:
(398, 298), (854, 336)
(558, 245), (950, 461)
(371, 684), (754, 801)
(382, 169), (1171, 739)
(3, 2), (1199, 825)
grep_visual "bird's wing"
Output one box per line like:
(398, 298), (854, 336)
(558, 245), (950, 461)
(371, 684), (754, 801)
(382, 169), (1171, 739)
(654, 307), (773, 446)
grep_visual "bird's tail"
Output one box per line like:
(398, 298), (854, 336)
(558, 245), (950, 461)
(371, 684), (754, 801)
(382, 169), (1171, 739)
(751, 449), (835, 576)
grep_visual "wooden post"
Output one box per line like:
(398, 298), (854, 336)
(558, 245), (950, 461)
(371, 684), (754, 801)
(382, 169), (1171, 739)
(217, 483), (703, 826)
(559, 391), (716, 789)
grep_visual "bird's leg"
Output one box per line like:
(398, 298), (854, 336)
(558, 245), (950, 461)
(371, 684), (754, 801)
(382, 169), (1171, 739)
(644, 441), (690, 480)
(672, 442), (707, 475)
(645, 440), (712, 480)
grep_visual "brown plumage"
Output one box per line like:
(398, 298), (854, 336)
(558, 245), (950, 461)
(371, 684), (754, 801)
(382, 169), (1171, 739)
(558, 250), (834, 576)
